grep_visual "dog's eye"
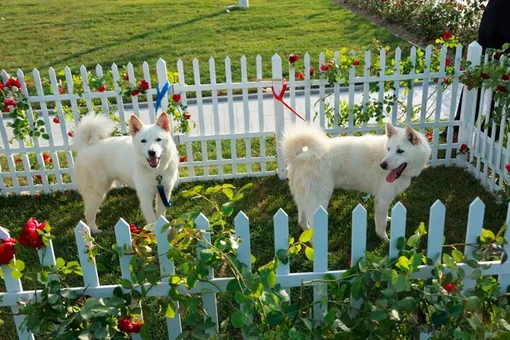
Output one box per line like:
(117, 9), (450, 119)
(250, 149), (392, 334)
(397, 149), (404, 154)
(141, 139), (147, 143)
(156, 138), (162, 142)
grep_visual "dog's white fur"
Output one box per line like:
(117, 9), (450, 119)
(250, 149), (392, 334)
(73, 112), (179, 234)
(281, 123), (431, 240)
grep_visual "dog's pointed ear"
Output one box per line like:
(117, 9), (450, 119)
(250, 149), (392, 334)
(385, 123), (397, 138)
(156, 112), (171, 132)
(129, 115), (143, 136)
(405, 125), (420, 145)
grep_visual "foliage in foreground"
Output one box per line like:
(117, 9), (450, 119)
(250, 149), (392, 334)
(1, 183), (510, 339)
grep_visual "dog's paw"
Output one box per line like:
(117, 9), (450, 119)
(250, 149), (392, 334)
(386, 216), (391, 222)
(90, 228), (102, 235)
(377, 232), (389, 242)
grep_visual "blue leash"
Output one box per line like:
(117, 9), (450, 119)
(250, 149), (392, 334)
(154, 81), (170, 114)
(156, 175), (172, 207)
(154, 82), (172, 207)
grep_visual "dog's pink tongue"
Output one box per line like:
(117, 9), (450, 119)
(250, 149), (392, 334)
(149, 157), (159, 167)
(386, 168), (399, 184)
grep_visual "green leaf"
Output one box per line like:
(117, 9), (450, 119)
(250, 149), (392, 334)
(443, 254), (456, 268)
(469, 268), (482, 280)
(11, 270), (22, 279)
(431, 310), (449, 326)
(466, 259), (480, 268)
(267, 311), (284, 326)
(140, 324), (150, 340)
(351, 277), (363, 299)
(276, 249), (289, 265)
(239, 183), (253, 192)
(231, 310), (246, 328)
(481, 228), (495, 240)
(15, 259), (25, 272)
(395, 274), (410, 293)
(452, 250), (464, 263)
(305, 247), (314, 261)
(121, 279), (133, 289)
(165, 300), (176, 318)
(267, 271), (277, 288)
(396, 237), (405, 251)
(144, 264), (159, 272)
(370, 310), (387, 321)
(299, 229), (313, 243)
(397, 297), (416, 312)
(397, 256), (410, 270)
(465, 296), (482, 312)
(222, 205), (234, 217)
(381, 287), (394, 298)
(222, 188), (234, 199)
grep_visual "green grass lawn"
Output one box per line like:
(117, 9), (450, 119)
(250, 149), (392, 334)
(0, 166), (508, 338)
(1, 0), (408, 82)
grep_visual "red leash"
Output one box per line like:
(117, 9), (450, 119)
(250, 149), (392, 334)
(271, 80), (307, 122)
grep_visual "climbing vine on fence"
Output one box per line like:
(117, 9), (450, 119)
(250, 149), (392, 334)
(1, 183), (510, 338)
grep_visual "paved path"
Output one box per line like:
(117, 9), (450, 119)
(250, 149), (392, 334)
(0, 84), (462, 150)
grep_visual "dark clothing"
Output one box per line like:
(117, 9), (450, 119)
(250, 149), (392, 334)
(448, 0), (510, 138)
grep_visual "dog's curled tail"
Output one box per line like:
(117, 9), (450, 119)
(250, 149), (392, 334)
(281, 124), (329, 163)
(72, 113), (116, 152)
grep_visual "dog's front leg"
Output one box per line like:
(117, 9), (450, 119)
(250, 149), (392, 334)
(374, 197), (391, 242)
(155, 184), (173, 221)
(136, 188), (157, 227)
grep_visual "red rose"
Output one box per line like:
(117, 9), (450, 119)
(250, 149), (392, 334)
(348, 258), (352, 266)
(3, 97), (17, 111)
(0, 238), (17, 265)
(124, 73), (129, 81)
(480, 3), (486, 10)
(445, 59), (451, 67)
(443, 78), (451, 85)
(0, 82), (3, 91)
(385, 49), (389, 56)
(131, 89), (140, 96)
(419, 13), (424, 18)
(129, 224), (143, 235)
(502, 74), (510, 81)
(180, 156), (187, 162)
(118, 317), (134, 333)
(309, 67), (315, 77)
(58, 88), (65, 95)
(35, 175), (42, 180)
(288, 53), (299, 64)
(172, 94), (181, 103)
(184, 112), (191, 120)
(98, 85), (106, 92)
(15, 158), (22, 163)
(443, 282), (453, 292)
(18, 217), (46, 249)
(34, 194), (40, 199)
(5, 78), (21, 90)
(459, 144), (468, 151)
(352, 60), (360, 66)
(425, 131), (433, 142)
(43, 153), (51, 164)
(320, 64), (329, 72)
(505, 164), (510, 172)
(296, 71), (305, 80)
(498, 84), (508, 93)
(68, 131), (74, 137)
(138, 80), (149, 91)
(494, 52), (502, 60)
(480, 72), (491, 80)
(53, 117), (60, 124)
(442, 30), (452, 41)
(131, 321), (143, 333)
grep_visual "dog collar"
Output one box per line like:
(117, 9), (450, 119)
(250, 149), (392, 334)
(156, 174), (172, 207)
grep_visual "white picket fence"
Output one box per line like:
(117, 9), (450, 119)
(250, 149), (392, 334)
(3, 41), (503, 196)
(0, 197), (509, 339)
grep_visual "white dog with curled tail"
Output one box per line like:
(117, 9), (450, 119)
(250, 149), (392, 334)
(281, 123), (431, 241)
(73, 112), (179, 234)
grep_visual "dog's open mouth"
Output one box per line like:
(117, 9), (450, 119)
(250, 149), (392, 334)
(386, 163), (407, 183)
(147, 156), (160, 168)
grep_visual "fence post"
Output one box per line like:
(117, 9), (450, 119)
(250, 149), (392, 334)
(156, 59), (170, 118)
(458, 41), (483, 166)
(272, 54), (287, 179)
(239, 0), (249, 8)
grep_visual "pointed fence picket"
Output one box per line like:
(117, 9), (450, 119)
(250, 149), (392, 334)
(1, 197), (510, 339)
(0, 41), (504, 196)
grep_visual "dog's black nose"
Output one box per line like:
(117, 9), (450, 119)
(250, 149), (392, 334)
(380, 161), (388, 170)
(148, 150), (156, 157)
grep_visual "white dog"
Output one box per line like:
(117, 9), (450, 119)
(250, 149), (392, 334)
(281, 123), (431, 241)
(73, 112), (179, 234)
